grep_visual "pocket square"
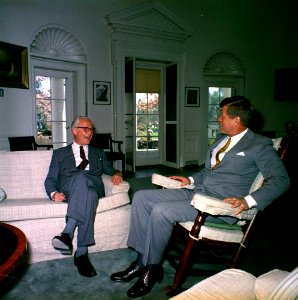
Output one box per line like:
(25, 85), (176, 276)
(236, 152), (245, 156)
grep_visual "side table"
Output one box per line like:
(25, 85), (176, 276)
(0, 222), (27, 282)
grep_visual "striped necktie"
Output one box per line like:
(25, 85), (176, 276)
(77, 146), (89, 170)
(212, 137), (231, 170)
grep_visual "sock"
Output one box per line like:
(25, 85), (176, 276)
(75, 246), (88, 257)
(63, 217), (77, 238)
(147, 264), (160, 271)
(136, 253), (144, 267)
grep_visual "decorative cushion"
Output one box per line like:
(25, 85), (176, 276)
(0, 187), (6, 202)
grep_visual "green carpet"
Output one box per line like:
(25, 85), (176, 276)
(0, 248), (201, 300)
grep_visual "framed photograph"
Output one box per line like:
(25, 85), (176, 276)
(93, 81), (111, 105)
(0, 41), (29, 89)
(185, 86), (200, 107)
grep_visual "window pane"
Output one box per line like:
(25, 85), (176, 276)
(208, 87), (232, 146)
(136, 93), (147, 114)
(148, 93), (159, 114)
(36, 76), (51, 99)
(135, 92), (159, 152)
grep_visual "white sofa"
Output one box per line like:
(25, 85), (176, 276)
(170, 267), (298, 300)
(0, 150), (131, 264)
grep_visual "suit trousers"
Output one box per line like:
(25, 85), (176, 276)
(127, 188), (199, 265)
(64, 171), (99, 247)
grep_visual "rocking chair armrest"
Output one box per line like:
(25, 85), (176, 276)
(191, 193), (258, 220)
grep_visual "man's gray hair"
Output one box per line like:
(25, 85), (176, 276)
(71, 116), (92, 128)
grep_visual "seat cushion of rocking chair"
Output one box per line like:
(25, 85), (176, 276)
(179, 221), (244, 243)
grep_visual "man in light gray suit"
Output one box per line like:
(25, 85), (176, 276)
(45, 116), (123, 277)
(110, 96), (290, 298)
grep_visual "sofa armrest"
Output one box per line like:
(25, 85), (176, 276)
(191, 193), (258, 220)
(102, 174), (130, 197)
(170, 269), (256, 300)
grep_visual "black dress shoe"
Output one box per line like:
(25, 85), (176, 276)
(127, 265), (163, 298)
(74, 252), (97, 278)
(52, 233), (73, 255)
(110, 261), (144, 282)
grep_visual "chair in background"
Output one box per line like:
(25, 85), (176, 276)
(164, 134), (292, 296)
(90, 133), (125, 174)
(8, 136), (53, 151)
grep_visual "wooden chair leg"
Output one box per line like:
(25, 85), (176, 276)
(231, 212), (257, 268)
(165, 212), (207, 296)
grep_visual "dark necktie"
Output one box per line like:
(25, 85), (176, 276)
(77, 146), (89, 170)
(212, 137), (231, 170)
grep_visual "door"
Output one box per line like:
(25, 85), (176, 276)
(35, 68), (73, 149)
(124, 58), (178, 170)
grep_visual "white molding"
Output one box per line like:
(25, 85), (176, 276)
(203, 51), (245, 76)
(106, 1), (193, 42)
(184, 131), (202, 165)
(106, 1), (193, 169)
(30, 26), (87, 63)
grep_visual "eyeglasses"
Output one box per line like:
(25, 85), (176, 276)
(75, 127), (94, 133)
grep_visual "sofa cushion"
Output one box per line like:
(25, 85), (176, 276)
(0, 151), (52, 199)
(0, 151), (130, 200)
(0, 192), (130, 222)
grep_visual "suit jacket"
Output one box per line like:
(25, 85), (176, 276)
(192, 129), (290, 211)
(44, 144), (116, 200)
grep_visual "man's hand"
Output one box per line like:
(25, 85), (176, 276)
(169, 175), (190, 187)
(112, 173), (123, 185)
(223, 197), (249, 215)
(52, 192), (66, 202)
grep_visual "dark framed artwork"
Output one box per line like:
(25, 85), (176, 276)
(93, 81), (111, 105)
(0, 41), (29, 89)
(185, 86), (200, 107)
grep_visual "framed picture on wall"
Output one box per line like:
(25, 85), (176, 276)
(93, 81), (111, 105)
(0, 41), (29, 89)
(185, 86), (200, 107)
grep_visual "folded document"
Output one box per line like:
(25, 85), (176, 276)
(151, 173), (195, 190)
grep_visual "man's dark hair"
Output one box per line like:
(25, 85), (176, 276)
(220, 96), (254, 127)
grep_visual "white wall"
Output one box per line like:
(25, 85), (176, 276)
(0, 0), (297, 151)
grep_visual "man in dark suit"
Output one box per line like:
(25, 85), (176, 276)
(110, 96), (290, 298)
(45, 116), (123, 277)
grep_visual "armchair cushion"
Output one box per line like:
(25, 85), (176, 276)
(180, 221), (244, 243)
(191, 193), (257, 220)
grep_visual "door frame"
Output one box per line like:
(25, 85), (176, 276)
(31, 57), (87, 142)
(112, 46), (185, 170)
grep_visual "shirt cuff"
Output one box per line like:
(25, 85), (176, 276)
(188, 176), (194, 184)
(50, 191), (57, 200)
(244, 195), (257, 208)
